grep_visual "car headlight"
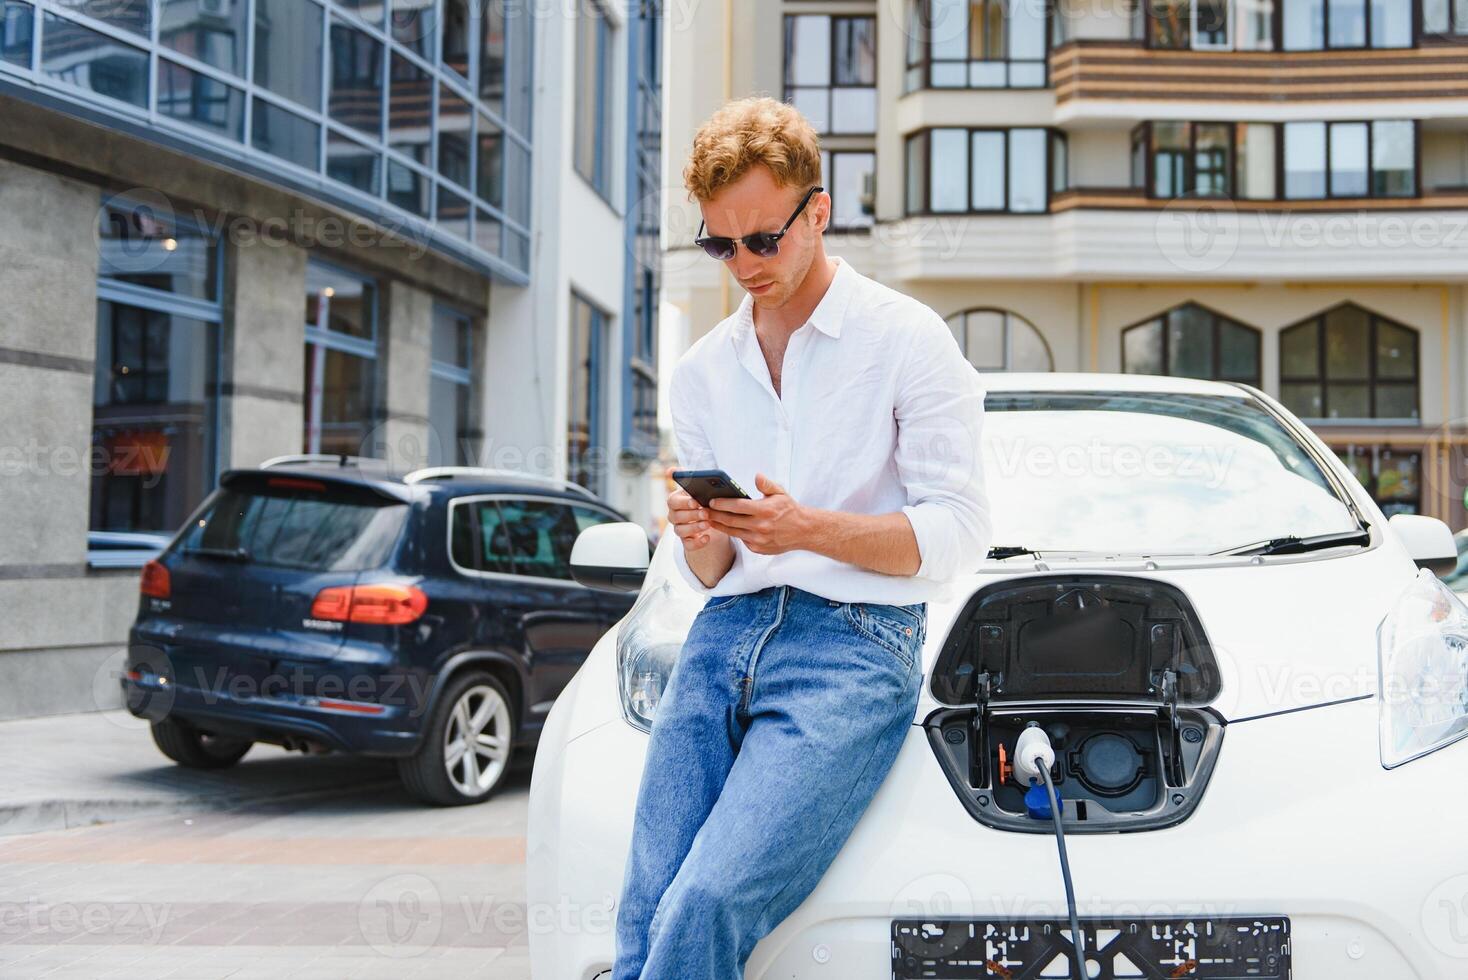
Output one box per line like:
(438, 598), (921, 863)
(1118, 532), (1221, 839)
(616, 543), (704, 733)
(1378, 568), (1468, 768)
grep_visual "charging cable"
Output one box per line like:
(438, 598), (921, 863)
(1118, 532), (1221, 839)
(1015, 724), (1087, 980)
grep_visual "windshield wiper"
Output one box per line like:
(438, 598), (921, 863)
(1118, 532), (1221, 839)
(181, 545), (252, 562)
(988, 545), (1042, 559)
(1216, 528), (1370, 557)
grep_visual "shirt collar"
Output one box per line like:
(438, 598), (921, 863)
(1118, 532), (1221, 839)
(732, 256), (855, 342)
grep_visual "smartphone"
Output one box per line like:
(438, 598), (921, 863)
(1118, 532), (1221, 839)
(672, 469), (752, 508)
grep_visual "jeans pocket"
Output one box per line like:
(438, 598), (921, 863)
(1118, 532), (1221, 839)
(845, 602), (925, 669)
(702, 593), (746, 612)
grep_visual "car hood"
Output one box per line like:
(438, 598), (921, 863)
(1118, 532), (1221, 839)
(919, 535), (1418, 721)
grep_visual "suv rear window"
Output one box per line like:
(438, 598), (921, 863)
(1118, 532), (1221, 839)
(177, 487), (407, 571)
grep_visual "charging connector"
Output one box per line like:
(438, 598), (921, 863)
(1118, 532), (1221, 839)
(1016, 722), (1087, 980)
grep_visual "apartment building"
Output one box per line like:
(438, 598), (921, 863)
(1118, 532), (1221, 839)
(661, 0), (1468, 526)
(0, 0), (664, 718)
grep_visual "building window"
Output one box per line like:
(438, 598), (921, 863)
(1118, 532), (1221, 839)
(328, 19), (384, 138)
(1283, 0), (1412, 48)
(91, 199), (222, 540)
(821, 150), (876, 231)
(1, 1), (34, 68)
(1424, 0), (1468, 35)
(904, 0), (1046, 91)
(303, 260), (381, 456)
(441, 0), (469, 77)
(1282, 120), (1416, 199)
(160, 0), (250, 76)
(574, 0), (615, 199)
(784, 14), (876, 134)
(904, 127), (1058, 215)
(946, 308), (1054, 372)
(1138, 0), (1276, 48)
(429, 307), (478, 467)
(1279, 303), (1419, 420)
(569, 293), (609, 494)
(254, 0), (324, 109)
(1122, 303), (1261, 384)
(157, 59), (245, 140)
(624, 0), (662, 460)
(1335, 445), (1421, 516)
(1131, 121), (1277, 199)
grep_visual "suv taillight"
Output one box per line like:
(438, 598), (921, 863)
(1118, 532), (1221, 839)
(311, 584), (428, 625)
(140, 560), (171, 599)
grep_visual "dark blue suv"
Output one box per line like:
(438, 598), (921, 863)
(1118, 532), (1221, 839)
(123, 458), (637, 805)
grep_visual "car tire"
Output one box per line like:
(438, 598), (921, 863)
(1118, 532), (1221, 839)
(150, 719), (253, 769)
(398, 670), (517, 806)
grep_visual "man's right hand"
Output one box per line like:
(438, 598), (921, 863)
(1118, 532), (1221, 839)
(666, 467), (730, 553)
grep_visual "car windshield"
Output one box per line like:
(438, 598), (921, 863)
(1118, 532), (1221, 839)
(981, 390), (1360, 557)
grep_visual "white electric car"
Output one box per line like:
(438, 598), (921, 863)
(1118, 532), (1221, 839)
(528, 373), (1468, 980)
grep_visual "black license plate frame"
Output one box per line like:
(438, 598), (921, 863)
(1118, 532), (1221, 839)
(891, 915), (1291, 979)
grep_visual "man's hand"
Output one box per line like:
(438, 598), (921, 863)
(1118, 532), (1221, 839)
(706, 473), (814, 556)
(666, 467), (729, 553)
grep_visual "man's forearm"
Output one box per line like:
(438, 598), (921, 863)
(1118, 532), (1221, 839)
(686, 535), (736, 588)
(797, 508), (921, 577)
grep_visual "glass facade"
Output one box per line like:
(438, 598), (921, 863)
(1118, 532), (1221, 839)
(429, 305), (479, 466)
(0, 0), (534, 277)
(303, 260), (381, 456)
(91, 197), (221, 536)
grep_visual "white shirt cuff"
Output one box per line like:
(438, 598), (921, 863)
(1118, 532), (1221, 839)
(901, 503), (953, 582)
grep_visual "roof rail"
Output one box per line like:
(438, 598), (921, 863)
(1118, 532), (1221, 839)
(402, 466), (598, 500)
(259, 453), (380, 470)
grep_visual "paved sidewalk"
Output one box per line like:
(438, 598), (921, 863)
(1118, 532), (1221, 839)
(0, 772), (536, 978)
(0, 709), (402, 836)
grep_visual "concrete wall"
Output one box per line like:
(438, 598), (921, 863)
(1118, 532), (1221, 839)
(221, 240), (307, 468)
(382, 280), (435, 469)
(0, 158), (136, 718)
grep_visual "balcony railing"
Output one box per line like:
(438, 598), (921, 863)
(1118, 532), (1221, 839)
(1051, 40), (1468, 103)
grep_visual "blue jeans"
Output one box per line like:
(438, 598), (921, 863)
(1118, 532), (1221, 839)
(611, 585), (926, 980)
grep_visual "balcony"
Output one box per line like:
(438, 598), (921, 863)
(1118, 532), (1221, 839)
(1050, 40), (1468, 115)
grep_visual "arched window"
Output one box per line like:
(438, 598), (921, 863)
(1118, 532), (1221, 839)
(945, 308), (1053, 372)
(1279, 303), (1419, 420)
(1122, 302), (1261, 384)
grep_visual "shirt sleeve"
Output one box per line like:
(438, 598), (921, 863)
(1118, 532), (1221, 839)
(667, 360), (740, 595)
(893, 312), (994, 582)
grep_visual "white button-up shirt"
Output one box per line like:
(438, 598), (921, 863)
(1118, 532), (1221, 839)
(668, 256), (993, 604)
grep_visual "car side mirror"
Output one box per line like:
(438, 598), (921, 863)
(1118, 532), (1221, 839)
(570, 522), (650, 592)
(1389, 514), (1457, 576)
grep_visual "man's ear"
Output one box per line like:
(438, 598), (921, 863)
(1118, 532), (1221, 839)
(811, 189), (831, 234)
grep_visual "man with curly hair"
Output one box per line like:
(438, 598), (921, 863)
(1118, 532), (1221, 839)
(611, 96), (992, 979)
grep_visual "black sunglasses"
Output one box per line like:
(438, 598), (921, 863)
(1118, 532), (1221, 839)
(694, 185), (824, 260)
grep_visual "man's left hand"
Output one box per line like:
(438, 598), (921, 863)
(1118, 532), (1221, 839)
(706, 473), (815, 556)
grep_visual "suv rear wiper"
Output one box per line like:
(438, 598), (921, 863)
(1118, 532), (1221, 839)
(181, 545), (252, 562)
(1216, 528), (1370, 557)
